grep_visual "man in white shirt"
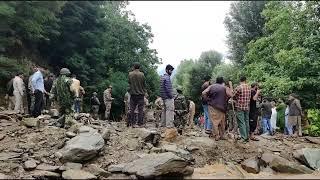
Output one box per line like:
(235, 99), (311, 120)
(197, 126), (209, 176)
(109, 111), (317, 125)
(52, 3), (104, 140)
(31, 66), (45, 117)
(13, 72), (25, 114)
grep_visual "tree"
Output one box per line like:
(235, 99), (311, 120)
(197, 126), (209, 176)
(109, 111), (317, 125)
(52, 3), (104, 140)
(224, 1), (267, 65)
(198, 50), (222, 68)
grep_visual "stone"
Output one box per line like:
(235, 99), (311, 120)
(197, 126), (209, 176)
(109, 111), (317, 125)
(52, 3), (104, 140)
(163, 128), (178, 142)
(58, 130), (104, 163)
(241, 157), (260, 174)
(181, 166), (194, 176)
(36, 164), (60, 172)
(162, 144), (194, 162)
(24, 160), (37, 170)
(37, 115), (51, 121)
(101, 128), (111, 142)
(66, 132), (76, 138)
(261, 153), (276, 166)
(108, 164), (125, 173)
(133, 128), (160, 146)
(305, 137), (320, 145)
(0, 134), (6, 141)
(269, 155), (313, 174)
(30, 170), (60, 178)
(59, 162), (83, 171)
(0, 173), (8, 179)
(84, 164), (111, 177)
(186, 146), (199, 152)
(293, 148), (320, 170)
(150, 147), (162, 153)
(62, 169), (97, 179)
(78, 126), (97, 134)
(50, 109), (59, 118)
(22, 118), (40, 128)
(122, 152), (188, 178)
(106, 173), (132, 179)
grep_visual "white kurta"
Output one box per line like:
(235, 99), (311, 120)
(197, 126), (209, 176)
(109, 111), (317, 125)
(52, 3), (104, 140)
(271, 107), (277, 130)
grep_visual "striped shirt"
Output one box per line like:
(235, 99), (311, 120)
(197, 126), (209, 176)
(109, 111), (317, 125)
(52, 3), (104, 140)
(234, 83), (251, 111)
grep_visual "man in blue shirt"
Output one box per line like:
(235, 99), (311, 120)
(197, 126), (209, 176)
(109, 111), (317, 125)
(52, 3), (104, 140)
(31, 66), (45, 117)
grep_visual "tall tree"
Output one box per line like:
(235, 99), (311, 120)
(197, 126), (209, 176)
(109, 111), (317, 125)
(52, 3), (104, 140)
(198, 50), (223, 68)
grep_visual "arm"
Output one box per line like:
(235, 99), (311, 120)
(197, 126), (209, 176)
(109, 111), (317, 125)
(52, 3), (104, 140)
(18, 79), (24, 96)
(226, 86), (233, 97)
(202, 85), (211, 100)
(253, 89), (261, 101)
(164, 76), (173, 98)
(96, 97), (101, 105)
(103, 91), (107, 104)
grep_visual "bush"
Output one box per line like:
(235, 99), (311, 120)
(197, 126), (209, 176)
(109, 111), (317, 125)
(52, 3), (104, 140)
(306, 109), (320, 137)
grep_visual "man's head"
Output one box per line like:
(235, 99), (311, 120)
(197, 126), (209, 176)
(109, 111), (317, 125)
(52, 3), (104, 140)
(93, 92), (97, 96)
(108, 85), (112, 90)
(17, 72), (24, 79)
(176, 86), (183, 94)
(32, 65), (39, 73)
(251, 82), (258, 90)
(49, 73), (55, 80)
(133, 62), (140, 70)
(71, 74), (76, 79)
(289, 93), (299, 99)
(204, 75), (211, 82)
(216, 77), (224, 84)
(240, 76), (247, 83)
(165, 64), (174, 75)
(60, 68), (71, 76)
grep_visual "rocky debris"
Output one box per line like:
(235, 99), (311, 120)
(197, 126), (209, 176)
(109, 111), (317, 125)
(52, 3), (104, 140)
(108, 164), (125, 173)
(58, 126), (104, 163)
(24, 160), (37, 170)
(37, 115), (51, 121)
(293, 148), (320, 170)
(161, 144), (194, 162)
(121, 152), (189, 178)
(133, 128), (160, 146)
(62, 169), (97, 179)
(29, 170), (61, 178)
(241, 157), (260, 174)
(59, 162), (83, 171)
(101, 128), (111, 142)
(305, 137), (320, 145)
(21, 118), (39, 128)
(36, 164), (60, 172)
(0, 152), (21, 161)
(83, 164), (111, 178)
(66, 131), (76, 138)
(0, 173), (9, 179)
(267, 155), (313, 174)
(74, 113), (94, 125)
(0, 134), (6, 141)
(49, 109), (59, 118)
(163, 128), (178, 142)
(186, 145), (199, 152)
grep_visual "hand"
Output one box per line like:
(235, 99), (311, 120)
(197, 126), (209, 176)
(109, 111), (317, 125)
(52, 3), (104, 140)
(256, 89), (261, 95)
(228, 81), (233, 86)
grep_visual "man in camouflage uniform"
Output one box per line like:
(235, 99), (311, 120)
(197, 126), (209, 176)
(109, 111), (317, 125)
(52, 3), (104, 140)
(90, 92), (100, 120)
(103, 85), (114, 120)
(50, 68), (73, 127)
(174, 86), (188, 135)
(154, 95), (164, 128)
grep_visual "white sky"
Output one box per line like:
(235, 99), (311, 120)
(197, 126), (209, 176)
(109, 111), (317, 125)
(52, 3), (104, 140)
(126, 1), (232, 72)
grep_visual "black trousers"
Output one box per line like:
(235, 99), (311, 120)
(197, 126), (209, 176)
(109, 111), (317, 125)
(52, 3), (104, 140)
(32, 90), (44, 117)
(249, 111), (258, 133)
(128, 95), (144, 126)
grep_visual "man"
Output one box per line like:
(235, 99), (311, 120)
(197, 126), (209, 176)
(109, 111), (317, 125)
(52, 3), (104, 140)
(154, 95), (164, 128)
(160, 64), (175, 129)
(27, 73), (35, 114)
(5, 77), (15, 110)
(288, 93), (303, 136)
(44, 73), (54, 110)
(13, 72), (25, 114)
(188, 100), (195, 129)
(233, 76), (251, 143)
(202, 77), (231, 141)
(128, 62), (146, 127)
(260, 98), (273, 135)
(103, 85), (114, 120)
(31, 66), (45, 117)
(201, 75), (212, 135)
(249, 82), (261, 141)
(50, 68), (73, 115)
(91, 92), (100, 120)
(124, 91), (131, 124)
(174, 87), (188, 135)
(70, 74), (82, 113)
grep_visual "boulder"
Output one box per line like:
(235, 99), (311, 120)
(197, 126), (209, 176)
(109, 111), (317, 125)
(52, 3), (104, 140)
(101, 128), (111, 142)
(66, 132), (76, 138)
(161, 144), (194, 162)
(84, 164), (110, 178)
(59, 162), (83, 171)
(36, 164), (60, 172)
(78, 126), (97, 134)
(108, 164), (125, 173)
(133, 128), (160, 146)
(293, 148), (320, 170)
(163, 128), (178, 142)
(62, 169), (97, 179)
(269, 155), (313, 174)
(22, 118), (39, 128)
(122, 152), (189, 178)
(58, 130), (104, 163)
(24, 160), (37, 170)
(50, 109), (59, 118)
(30, 170), (60, 178)
(241, 157), (260, 174)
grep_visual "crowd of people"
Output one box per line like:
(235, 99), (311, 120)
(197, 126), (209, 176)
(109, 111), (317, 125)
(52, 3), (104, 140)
(4, 63), (303, 143)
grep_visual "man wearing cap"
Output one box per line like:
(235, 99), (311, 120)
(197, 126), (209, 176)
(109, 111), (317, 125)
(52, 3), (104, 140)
(128, 62), (146, 127)
(103, 85), (114, 120)
(174, 86), (188, 134)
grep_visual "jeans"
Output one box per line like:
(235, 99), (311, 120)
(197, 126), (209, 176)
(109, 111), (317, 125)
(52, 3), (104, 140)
(74, 99), (81, 113)
(262, 117), (273, 135)
(237, 110), (250, 141)
(203, 104), (212, 131)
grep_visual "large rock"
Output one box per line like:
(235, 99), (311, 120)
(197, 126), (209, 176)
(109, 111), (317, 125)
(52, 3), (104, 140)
(108, 164), (125, 173)
(30, 170), (61, 178)
(122, 152), (189, 178)
(24, 160), (37, 170)
(241, 157), (260, 174)
(58, 129), (104, 163)
(49, 109), (59, 118)
(59, 162), (82, 171)
(163, 128), (178, 142)
(62, 169), (97, 179)
(133, 128), (160, 146)
(22, 118), (40, 128)
(84, 164), (111, 178)
(36, 164), (60, 172)
(161, 144), (194, 162)
(294, 148), (320, 170)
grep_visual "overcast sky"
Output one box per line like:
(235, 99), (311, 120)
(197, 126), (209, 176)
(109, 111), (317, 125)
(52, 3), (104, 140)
(126, 1), (232, 72)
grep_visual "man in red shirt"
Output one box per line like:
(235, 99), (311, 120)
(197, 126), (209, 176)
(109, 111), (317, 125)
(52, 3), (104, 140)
(234, 76), (251, 143)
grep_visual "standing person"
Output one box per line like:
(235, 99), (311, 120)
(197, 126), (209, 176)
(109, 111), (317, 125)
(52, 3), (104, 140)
(284, 101), (290, 135)
(124, 91), (131, 124)
(174, 87), (188, 135)
(128, 62), (146, 127)
(233, 76), (251, 143)
(5, 77), (15, 110)
(202, 77), (232, 141)
(201, 76), (212, 135)
(103, 85), (114, 120)
(160, 64), (175, 129)
(260, 98), (273, 135)
(44, 73), (54, 110)
(287, 94), (303, 136)
(13, 72), (25, 114)
(188, 100), (196, 128)
(70, 74), (82, 113)
(270, 101), (278, 133)
(154, 95), (164, 128)
(27, 73), (34, 114)
(249, 82), (261, 141)
(90, 92), (100, 120)
(31, 66), (45, 117)
(79, 86), (85, 112)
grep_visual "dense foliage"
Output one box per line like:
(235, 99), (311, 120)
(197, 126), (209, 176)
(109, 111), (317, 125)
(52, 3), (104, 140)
(0, 1), (160, 119)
